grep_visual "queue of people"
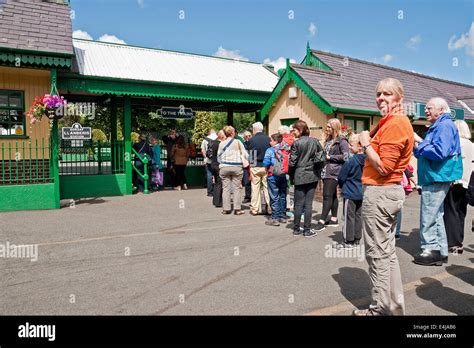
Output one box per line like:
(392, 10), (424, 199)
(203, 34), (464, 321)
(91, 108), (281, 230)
(132, 79), (472, 317)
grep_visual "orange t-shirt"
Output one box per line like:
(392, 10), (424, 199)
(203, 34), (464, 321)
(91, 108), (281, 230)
(362, 108), (414, 186)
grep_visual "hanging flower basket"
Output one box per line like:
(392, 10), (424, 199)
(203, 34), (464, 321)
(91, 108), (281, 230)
(341, 124), (353, 139)
(27, 94), (67, 124)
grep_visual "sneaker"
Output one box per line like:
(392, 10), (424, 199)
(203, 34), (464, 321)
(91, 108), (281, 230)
(278, 218), (288, 223)
(314, 223), (326, 232)
(395, 235), (401, 240)
(448, 246), (463, 255)
(334, 241), (354, 250)
(352, 308), (380, 316)
(326, 219), (339, 227)
(174, 186), (181, 191)
(265, 219), (280, 227)
(183, 184), (188, 190)
(293, 228), (303, 236)
(304, 230), (318, 238)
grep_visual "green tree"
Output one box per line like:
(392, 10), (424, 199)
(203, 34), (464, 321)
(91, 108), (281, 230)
(192, 111), (213, 145)
(234, 112), (255, 134)
(92, 128), (108, 142)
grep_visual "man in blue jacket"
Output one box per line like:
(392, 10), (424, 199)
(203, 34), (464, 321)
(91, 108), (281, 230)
(413, 97), (462, 266)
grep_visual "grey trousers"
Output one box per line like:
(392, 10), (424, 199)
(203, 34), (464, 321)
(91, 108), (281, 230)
(362, 184), (405, 315)
(220, 165), (243, 211)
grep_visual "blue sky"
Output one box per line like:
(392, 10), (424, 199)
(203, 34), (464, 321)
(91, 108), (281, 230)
(71, 0), (474, 85)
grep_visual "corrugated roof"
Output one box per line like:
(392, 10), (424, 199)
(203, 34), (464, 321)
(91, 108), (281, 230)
(72, 39), (279, 92)
(0, 0), (73, 55)
(292, 50), (474, 119)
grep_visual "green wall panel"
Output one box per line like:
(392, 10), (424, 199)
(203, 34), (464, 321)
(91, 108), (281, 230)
(0, 183), (56, 211)
(59, 174), (127, 199)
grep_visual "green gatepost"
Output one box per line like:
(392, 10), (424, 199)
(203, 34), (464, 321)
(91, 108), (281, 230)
(110, 96), (117, 170)
(124, 95), (132, 194)
(51, 68), (60, 208)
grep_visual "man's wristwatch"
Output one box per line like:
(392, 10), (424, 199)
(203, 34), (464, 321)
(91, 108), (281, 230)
(362, 144), (371, 153)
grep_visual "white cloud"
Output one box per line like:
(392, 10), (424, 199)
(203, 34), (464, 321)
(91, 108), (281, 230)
(448, 22), (474, 56)
(72, 30), (92, 40)
(308, 22), (317, 37)
(137, 0), (145, 8)
(406, 34), (421, 49)
(263, 57), (296, 72)
(382, 54), (393, 63)
(213, 46), (249, 61)
(98, 34), (127, 45)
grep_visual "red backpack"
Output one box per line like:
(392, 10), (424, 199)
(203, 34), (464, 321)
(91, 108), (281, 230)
(272, 147), (289, 176)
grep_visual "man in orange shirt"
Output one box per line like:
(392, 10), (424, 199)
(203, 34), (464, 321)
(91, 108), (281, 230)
(353, 78), (414, 316)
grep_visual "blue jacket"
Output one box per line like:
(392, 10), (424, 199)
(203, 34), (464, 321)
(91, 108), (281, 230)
(337, 153), (366, 200)
(263, 146), (277, 179)
(414, 113), (462, 186)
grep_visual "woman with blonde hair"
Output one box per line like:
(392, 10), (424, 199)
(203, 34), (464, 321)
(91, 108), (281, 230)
(314, 118), (350, 231)
(218, 125), (249, 215)
(443, 120), (473, 255)
(353, 77), (414, 316)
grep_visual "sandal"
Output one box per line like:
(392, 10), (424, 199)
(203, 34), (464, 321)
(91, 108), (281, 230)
(222, 210), (232, 215)
(234, 210), (245, 215)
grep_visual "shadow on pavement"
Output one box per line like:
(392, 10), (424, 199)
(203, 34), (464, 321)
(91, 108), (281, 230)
(395, 227), (420, 258)
(60, 197), (107, 208)
(445, 264), (474, 287)
(415, 277), (474, 315)
(332, 267), (372, 309)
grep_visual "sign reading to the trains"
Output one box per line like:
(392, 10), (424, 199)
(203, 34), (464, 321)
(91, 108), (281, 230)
(157, 105), (195, 119)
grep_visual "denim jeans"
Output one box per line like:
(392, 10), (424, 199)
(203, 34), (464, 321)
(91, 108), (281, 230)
(419, 182), (451, 257)
(206, 163), (213, 195)
(267, 176), (288, 220)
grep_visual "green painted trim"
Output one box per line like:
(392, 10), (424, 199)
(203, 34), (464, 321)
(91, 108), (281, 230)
(0, 50), (72, 68)
(305, 42), (311, 66)
(123, 96), (132, 195)
(0, 89), (26, 137)
(309, 55), (333, 71)
(0, 136), (29, 139)
(260, 71), (290, 120)
(0, 46), (73, 57)
(261, 66), (335, 121)
(50, 69), (60, 208)
(57, 75), (270, 104)
(336, 107), (381, 116)
(59, 174), (127, 199)
(291, 69), (335, 115)
(0, 183), (56, 211)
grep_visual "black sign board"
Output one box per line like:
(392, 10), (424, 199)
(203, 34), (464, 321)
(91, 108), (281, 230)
(62, 123), (92, 140)
(157, 105), (195, 119)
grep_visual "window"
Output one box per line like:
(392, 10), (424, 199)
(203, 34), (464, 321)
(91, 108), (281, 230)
(280, 118), (299, 127)
(0, 90), (25, 136)
(343, 116), (369, 133)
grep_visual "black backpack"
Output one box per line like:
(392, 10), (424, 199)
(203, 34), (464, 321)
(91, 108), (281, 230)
(205, 137), (215, 159)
